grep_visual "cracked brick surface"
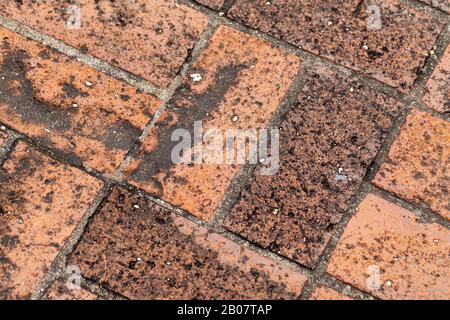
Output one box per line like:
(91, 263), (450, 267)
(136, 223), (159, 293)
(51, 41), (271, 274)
(70, 187), (307, 300)
(0, 141), (102, 299)
(327, 194), (450, 300)
(228, 0), (445, 91)
(373, 110), (450, 220)
(0, 0), (209, 88)
(0, 27), (160, 174)
(423, 45), (450, 113)
(124, 25), (300, 220)
(224, 66), (402, 268)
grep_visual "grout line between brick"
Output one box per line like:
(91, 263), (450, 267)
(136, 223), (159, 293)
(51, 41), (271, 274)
(30, 182), (113, 300)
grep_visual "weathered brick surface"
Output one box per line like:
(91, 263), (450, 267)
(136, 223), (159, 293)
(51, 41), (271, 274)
(224, 66), (402, 268)
(196, 0), (224, 10)
(327, 194), (450, 300)
(71, 187), (307, 300)
(43, 281), (98, 300)
(0, 141), (102, 300)
(0, 27), (160, 174)
(0, 0), (209, 88)
(419, 0), (450, 13)
(373, 110), (449, 220)
(0, 129), (8, 146)
(423, 46), (450, 113)
(228, 0), (444, 91)
(309, 286), (352, 300)
(124, 26), (301, 220)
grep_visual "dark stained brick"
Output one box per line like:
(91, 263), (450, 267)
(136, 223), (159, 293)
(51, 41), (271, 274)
(70, 187), (307, 300)
(0, 0), (209, 88)
(0, 141), (102, 300)
(0, 27), (160, 174)
(123, 26), (300, 220)
(224, 66), (402, 268)
(0, 129), (8, 146)
(228, 0), (445, 91)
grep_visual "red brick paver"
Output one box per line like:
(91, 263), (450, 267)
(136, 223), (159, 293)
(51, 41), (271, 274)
(373, 110), (450, 220)
(0, 27), (160, 174)
(124, 25), (300, 220)
(228, 0), (444, 91)
(309, 286), (352, 300)
(43, 281), (98, 300)
(71, 187), (307, 300)
(423, 45), (450, 113)
(327, 194), (449, 300)
(0, 141), (102, 299)
(0, 0), (209, 88)
(224, 66), (402, 268)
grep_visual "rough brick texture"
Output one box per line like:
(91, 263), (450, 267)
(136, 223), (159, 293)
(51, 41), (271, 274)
(43, 281), (98, 300)
(124, 26), (300, 220)
(0, 0), (209, 88)
(373, 110), (449, 220)
(423, 46), (450, 113)
(0, 141), (102, 299)
(0, 129), (8, 146)
(327, 194), (450, 300)
(0, 27), (160, 174)
(71, 187), (307, 299)
(228, 0), (444, 91)
(224, 66), (402, 268)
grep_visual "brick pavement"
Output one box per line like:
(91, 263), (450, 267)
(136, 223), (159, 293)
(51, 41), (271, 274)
(0, 0), (448, 300)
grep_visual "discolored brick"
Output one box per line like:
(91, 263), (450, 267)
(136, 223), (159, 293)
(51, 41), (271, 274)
(327, 194), (450, 300)
(71, 187), (307, 300)
(423, 46), (450, 113)
(43, 281), (98, 300)
(309, 286), (352, 300)
(0, 0), (209, 88)
(373, 110), (449, 220)
(0, 141), (102, 300)
(196, 0), (225, 10)
(0, 27), (160, 174)
(124, 26), (301, 220)
(418, 0), (450, 13)
(224, 66), (402, 268)
(228, 0), (444, 91)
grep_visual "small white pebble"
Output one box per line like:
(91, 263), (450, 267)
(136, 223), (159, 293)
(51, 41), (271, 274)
(350, 87), (354, 92)
(190, 73), (202, 82)
(232, 115), (238, 122)
(362, 45), (369, 50)
(385, 280), (393, 287)
(430, 50), (435, 55)
(133, 205), (139, 209)
(85, 81), (93, 87)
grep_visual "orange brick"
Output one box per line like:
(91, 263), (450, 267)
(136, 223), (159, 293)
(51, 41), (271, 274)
(373, 110), (449, 220)
(0, 141), (102, 299)
(124, 26), (301, 220)
(309, 286), (352, 300)
(0, 27), (160, 174)
(327, 194), (450, 300)
(0, 0), (208, 88)
(423, 46), (450, 113)
(43, 281), (98, 300)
